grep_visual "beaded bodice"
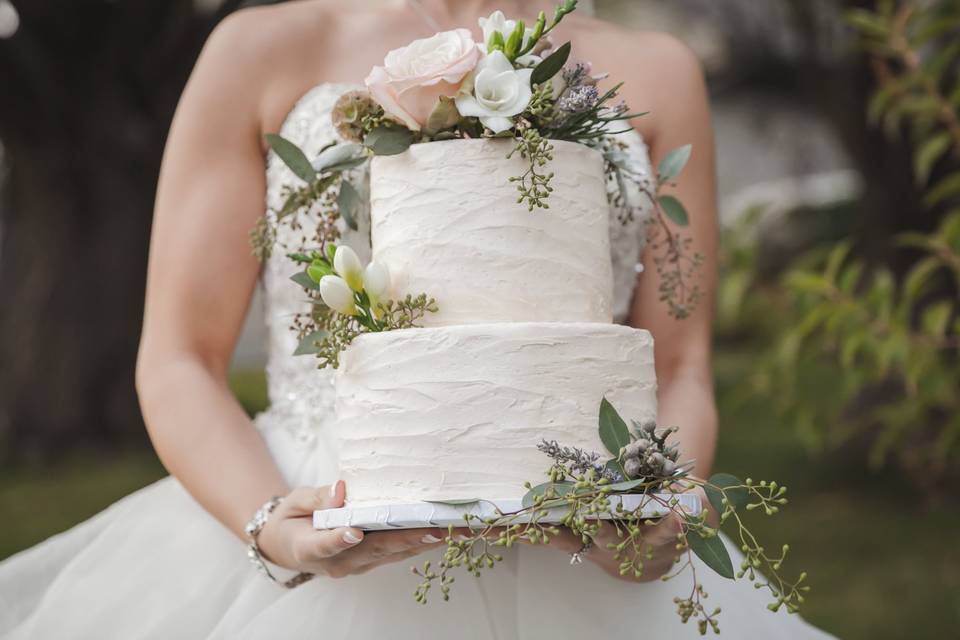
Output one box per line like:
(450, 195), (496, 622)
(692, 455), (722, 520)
(253, 83), (654, 446)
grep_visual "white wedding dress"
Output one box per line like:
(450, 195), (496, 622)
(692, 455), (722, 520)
(0, 84), (835, 640)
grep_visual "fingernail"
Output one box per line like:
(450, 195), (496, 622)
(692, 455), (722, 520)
(343, 530), (362, 544)
(329, 480), (341, 497)
(420, 534), (442, 544)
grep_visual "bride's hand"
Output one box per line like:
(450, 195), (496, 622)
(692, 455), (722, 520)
(256, 481), (447, 579)
(542, 486), (712, 583)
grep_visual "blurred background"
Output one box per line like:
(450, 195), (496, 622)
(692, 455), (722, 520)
(1, 1), (959, 637)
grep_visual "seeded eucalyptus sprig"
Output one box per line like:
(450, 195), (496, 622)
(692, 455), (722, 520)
(412, 398), (808, 636)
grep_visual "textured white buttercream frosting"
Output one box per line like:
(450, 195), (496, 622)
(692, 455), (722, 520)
(370, 139), (614, 326)
(335, 323), (656, 505)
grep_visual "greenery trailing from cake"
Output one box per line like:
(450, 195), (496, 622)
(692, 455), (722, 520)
(251, 0), (704, 323)
(412, 399), (809, 636)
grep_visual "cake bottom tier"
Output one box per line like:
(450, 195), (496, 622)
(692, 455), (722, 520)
(334, 322), (657, 505)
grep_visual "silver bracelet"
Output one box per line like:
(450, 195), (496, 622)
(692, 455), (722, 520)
(245, 495), (315, 588)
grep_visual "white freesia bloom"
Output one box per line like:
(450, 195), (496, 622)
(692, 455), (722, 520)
(478, 11), (539, 65)
(319, 276), (358, 316)
(363, 262), (391, 300)
(455, 51), (533, 134)
(333, 245), (364, 292)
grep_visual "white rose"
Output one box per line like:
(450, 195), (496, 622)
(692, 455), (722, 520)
(455, 51), (533, 134)
(333, 245), (364, 292)
(318, 276), (358, 316)
(365, 29), (480, 131)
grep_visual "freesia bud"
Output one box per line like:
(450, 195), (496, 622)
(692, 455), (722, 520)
(333, 245), (364, 292)
(363, 262), (391, 300)
(319, 275), (357, 316)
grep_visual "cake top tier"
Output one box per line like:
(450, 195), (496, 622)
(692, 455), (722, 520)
(369, 138), (614, 326)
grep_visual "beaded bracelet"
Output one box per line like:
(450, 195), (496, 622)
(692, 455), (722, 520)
(245, 495), (315, 588)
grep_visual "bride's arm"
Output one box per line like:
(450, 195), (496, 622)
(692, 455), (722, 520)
(627, 34), (719, 480)
(136, 12), (445, 576)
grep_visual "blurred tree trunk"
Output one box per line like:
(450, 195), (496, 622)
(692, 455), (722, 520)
(0, 0), (244, 460)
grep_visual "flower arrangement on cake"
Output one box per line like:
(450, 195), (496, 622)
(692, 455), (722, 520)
(251, 1), (809, 634)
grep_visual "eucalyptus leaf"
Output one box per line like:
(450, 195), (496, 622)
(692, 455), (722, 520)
(294, 330), (326, 356)
(265, 133), (316, 183)
(364, 126), (415, 156)
(705, 473), (749, 514)
(337, 180), (361, 231)
(424, 498), (481, 506)
(658, 144), (692, 182)
(686, 527), (735, 579)
(521, 482), (574, 509)
(531, 41), (571, 85)
(291, 270), (320, 290)
(605, 478), (646, 492)
(659, 195), (689, 226)
(313, 143), (367, 173)
(598, 397), (631, 457)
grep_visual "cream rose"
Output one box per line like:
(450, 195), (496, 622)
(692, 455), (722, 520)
(365, 29), (480, 131)
(455, 50), (533, 134)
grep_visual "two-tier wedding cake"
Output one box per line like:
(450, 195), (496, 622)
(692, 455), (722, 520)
(333, 139), (657, 505)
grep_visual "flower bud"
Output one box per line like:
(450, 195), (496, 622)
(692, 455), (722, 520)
(333, 245), (364, 292)
(363, 261), (391, 300)
(623, 458), (642, 478)
(318, 275), (358, 315)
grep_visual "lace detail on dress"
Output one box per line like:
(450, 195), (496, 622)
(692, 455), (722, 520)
(254, 83), (654, 446)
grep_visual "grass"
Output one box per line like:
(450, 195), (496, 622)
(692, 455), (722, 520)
(2, 355), (958, 638)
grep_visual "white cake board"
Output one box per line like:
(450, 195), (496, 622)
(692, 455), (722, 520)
(314, 493), (702, 531)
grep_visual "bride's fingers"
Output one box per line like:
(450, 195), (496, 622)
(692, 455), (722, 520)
(292, 525), (366, 565)
(281, 483), (344, 517)
(321, 528), (446, 576)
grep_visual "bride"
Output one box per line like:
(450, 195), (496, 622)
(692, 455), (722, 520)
(1, 1), (834, 637)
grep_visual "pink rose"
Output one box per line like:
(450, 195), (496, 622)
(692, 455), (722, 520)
(364, 28), (480, 131)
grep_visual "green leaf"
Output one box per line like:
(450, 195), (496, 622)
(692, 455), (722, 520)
(306, 261), (333, 284)
(265, 133), (316, 183)
(424, 498), (480, 506)
(658, 144), (692, 182)
(705, 473), (748, 514)
(291, 270), (320, 290)
(867, 86), (896, 126)
(314, 143), (367, 173)
(926, 171), (960, 207)
(824, 241), (852, 285)
(914, 132), (952, 185)
(598, 397), (632, 457)
(531, 41), (571, 85)
(922, 301), (953, 337)
(846, 9), (891, 38)
(605, 479), (647, 492)
(902, 256), (942, 303)
(364, 126), (414, 156)
(659, 195), (689, 226)
(294, 330), (326, 356)
(337, 180), (361, 231)
(521, 482), (574, 509)
(686, 527), (735, 579)
(325, 243), (338, 263)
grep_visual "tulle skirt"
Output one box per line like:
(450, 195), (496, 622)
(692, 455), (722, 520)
(0, 422), (835, 639)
